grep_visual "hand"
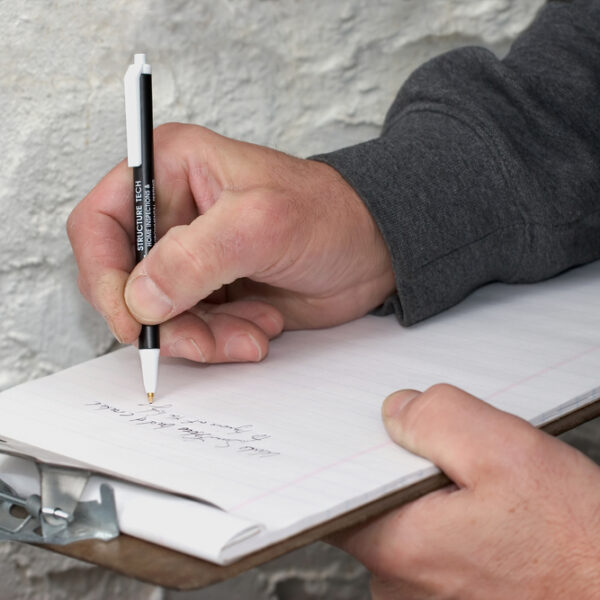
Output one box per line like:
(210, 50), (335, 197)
(68, 124), (394, 362)
(331, 384), (600, 600)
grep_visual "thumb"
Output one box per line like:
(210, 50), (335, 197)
(124, 189), (279, 324)
(382, 384), (541, 488)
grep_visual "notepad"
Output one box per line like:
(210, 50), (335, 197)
(1, 261), (599, 565)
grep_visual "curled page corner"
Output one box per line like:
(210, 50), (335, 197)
(82, 476), (263, 564)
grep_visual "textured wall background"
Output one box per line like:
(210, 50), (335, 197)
(0, 0), (560, 598)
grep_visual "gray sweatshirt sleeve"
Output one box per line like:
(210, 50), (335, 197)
(312, 0), (600, 325)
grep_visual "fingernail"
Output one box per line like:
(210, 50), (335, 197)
(126, 274), (173, 322)
(111, 328), (126, 345)
(225, 333), (262, 362)
(383, 389), (421, 419)
(104, 314), (125, 344)
(171, 338), (206, 362)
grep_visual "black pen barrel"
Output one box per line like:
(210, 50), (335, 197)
(133, 72), (159, 351)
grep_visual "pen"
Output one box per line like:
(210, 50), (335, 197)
(124, 53), (159, 403)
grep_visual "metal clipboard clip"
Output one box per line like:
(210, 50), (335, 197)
(0, 461), (119, 545)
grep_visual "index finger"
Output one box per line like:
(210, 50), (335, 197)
(68, 160), (133, 275)
(67, 160), (141, 341)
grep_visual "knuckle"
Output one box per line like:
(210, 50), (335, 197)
(76, 273), (95, 308)
(400, 384), (452, 436)
(65, 205), (81, 241)
(155, 122), (216, 149)
(154, 121), (185, 140)
(426, 382), (462, 400)
(154, 123), (185, 155)
(76, 273), (87, 296)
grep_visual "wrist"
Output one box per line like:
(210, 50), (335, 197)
(306, 158), (396, 310)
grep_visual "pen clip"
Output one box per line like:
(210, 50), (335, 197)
(124, 53), (150, 168)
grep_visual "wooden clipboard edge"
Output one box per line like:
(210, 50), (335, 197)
(43, 395), (600, 591)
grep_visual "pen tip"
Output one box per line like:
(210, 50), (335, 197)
(147, 392), (154, 404)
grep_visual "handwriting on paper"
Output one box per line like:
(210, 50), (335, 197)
(85, 401), (280, 458)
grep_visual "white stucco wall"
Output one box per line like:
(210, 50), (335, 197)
(0, 1), (545, 598)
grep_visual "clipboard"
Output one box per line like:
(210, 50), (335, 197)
(2, 261), (600, 590)
(1, 395), (598, 591)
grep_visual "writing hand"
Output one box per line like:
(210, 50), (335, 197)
(331, 384), (600, 599)
(68, 124), (394, 362)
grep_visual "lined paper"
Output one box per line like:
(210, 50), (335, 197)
(1, 261), (599, 563)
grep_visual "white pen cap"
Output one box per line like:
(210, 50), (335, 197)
(124, 53), (151, 167)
